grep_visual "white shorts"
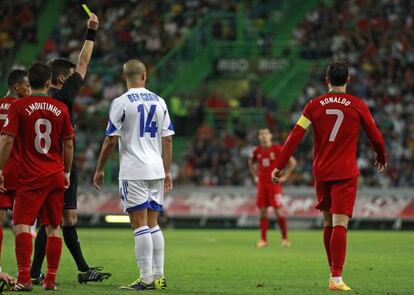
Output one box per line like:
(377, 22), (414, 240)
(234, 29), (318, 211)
(119, 179), (164, 213)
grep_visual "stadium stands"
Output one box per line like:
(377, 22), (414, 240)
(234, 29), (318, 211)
(1, 0), (412, 187)
(293, 0), (414, 187)
(0, 0), (42, 82)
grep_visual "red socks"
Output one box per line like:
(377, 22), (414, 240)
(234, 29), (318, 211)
(277, 217), (288, 239)
(259, 218), (269, 242)
(260, 217), (289, 241)
(323, 226), (333, 268)
(330, 225), (347, 277)
(15, 232), (33, 284)
(45, 236), (62, 284)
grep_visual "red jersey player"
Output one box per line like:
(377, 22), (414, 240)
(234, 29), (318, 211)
(0, 62), (74, 291)
(249, 128), (296, 248)
(0, 70), (30, 271)
(272, 62), (386, 291)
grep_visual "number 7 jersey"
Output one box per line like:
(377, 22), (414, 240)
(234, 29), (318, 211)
(275, 92), (386, 182)
(105, 87), (175, 181)
(1, 95), (74, 188)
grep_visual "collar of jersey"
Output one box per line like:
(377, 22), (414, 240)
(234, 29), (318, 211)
(31, 93), (49, 96)
(328, 91), (346, 94)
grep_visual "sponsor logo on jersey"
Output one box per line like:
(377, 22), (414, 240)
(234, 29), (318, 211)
(0, 102), (10, 110)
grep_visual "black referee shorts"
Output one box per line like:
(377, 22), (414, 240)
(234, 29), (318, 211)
(64, 163), (78, 210)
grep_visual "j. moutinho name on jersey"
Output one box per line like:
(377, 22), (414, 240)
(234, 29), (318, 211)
(319, 96), (351, 106)
(25, 102), (63, 116)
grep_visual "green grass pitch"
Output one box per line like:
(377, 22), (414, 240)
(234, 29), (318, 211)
(1, 229), (413, 294)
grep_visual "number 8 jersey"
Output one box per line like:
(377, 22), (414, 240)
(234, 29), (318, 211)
(105, 88), (175, 181)
(1, 94), (74, 188)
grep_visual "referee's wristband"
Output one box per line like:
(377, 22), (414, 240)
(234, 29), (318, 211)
(64, 172), (71, 178)
(85, 28), (96, 41)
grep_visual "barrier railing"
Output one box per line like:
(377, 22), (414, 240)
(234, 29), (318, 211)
(59, 186), (414, 229)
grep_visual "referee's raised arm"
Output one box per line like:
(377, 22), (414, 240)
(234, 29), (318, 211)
(75, 13), (99, 79)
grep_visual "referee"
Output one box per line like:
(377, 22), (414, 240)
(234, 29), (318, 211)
(30, 13), (111, 284)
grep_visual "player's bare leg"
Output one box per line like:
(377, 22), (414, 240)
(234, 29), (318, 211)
(274, 207), (290, 247)
(12, 224), (34, 291)
(328, 213), (351, 291)
(0, 209), (6, 271)
(148, 209), (166, 290)
(43, 225), (62, 290)
(119, 209), (155, 291)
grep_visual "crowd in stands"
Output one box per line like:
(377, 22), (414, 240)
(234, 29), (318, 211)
(0, 0), (41, 82)
(291, 0), (414, 187)
(178, 0), (414, 187)
(32, 0), (278, 183)
(2, 0), (412, 187)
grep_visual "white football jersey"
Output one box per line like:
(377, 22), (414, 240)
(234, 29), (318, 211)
(105, 87), (175, 180)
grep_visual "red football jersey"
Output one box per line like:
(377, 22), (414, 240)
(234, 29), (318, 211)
(0, 97), (20, 190)
(252, 144), (283, 188)
(275, 92), (386, 182)
(1, 95), (74, 188)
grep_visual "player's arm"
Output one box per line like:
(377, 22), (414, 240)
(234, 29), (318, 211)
(248, 157), (258, 183)
(278, 156), (297, 183)
(162, 136), (173, 193)
(75, 13), (99, 80)
(93, 99), (124, 190)
(160, 100), (175, 193)
(93, 136), (117, 190)
(61, 108), (75, 188)
(0, 135), (14, 193)
(63, 138), (74, 189)
(360, 103), (387, 172)
(0, 104), (18, 192)
(271, 113), (311, 183)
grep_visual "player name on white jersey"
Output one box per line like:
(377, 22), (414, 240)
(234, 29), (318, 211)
(127, 92), (159, 102)
(25, 102), (62, 116)
(319, 96), (351, 106)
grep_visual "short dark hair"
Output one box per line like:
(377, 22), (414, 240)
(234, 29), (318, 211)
(28, 62), (52, 89)
(7, 69), (27, 89)
(326, 61), (349, 86)
(49, 59), (76, 84)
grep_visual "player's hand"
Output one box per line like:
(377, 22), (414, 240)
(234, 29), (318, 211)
(254, 176), (259, 184)
(0, 171), (6, 193)
(278, 175), (288, 183)
(93, 170), (104, 190)
(375, 161), (387, 173)
(87, 13), (99, 30)
(271, 168), (283, 184)
(0, 271), (17, 286)
(164, 172), (173, 193)
(64, 175), (70, 189)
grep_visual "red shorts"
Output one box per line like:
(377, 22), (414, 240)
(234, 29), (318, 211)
(315, 176), (358, 217)
(0, 190), (15, 210)
(256, 182), (283, 208)
(13, 172), (65, 226)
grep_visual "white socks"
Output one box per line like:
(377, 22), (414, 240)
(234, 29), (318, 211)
(150, 225), (165, 279)
(331, 276), (343, 284)
(134, 226), (153, 284)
